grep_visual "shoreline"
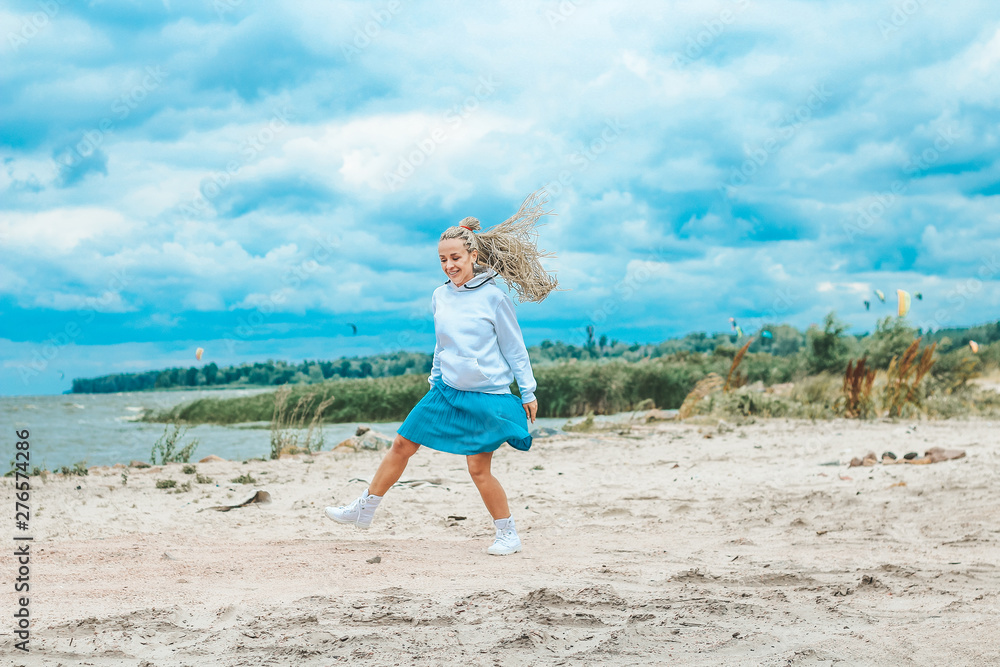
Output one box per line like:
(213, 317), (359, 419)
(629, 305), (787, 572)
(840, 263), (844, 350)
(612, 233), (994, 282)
(8, 416), (998, 665)
(9, 406), (995, 475)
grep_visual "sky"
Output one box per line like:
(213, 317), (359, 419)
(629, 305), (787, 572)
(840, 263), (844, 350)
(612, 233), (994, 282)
(2, 0), (999, 396)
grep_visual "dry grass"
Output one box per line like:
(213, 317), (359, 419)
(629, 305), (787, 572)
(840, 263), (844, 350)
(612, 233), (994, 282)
(269, 386), (336, 459)
(838, 357), (877, 418)
(724, 339), (753, 392)
(678, 372), (724, 420)
(882, 338), (937, 418)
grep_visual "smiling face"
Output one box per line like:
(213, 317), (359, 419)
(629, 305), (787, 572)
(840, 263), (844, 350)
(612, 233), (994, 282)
(439, 238), (478, 287)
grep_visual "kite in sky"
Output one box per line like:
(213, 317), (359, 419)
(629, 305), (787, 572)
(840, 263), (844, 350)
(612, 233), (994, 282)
(728, 317), (743, 338)
(196, 347), (204, 361)
(874, 289), (885, 303)
(897, 289), (911, 317)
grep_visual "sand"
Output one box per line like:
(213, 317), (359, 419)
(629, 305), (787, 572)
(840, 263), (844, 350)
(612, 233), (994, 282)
(5, 416), (999, 666)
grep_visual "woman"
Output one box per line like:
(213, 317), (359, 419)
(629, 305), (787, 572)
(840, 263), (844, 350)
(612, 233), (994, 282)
(324, 191), (558, 555)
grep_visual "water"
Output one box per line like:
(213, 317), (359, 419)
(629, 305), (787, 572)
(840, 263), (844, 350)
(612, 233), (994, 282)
(0, 390), (624, 470)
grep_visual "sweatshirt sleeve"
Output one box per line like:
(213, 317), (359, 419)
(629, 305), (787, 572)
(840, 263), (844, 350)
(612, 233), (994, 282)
(428, 292), (441, 387)
(494, 295), (537, 404)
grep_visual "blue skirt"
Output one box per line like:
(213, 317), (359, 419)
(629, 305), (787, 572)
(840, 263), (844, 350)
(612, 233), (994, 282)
(396, 381), (532, 455)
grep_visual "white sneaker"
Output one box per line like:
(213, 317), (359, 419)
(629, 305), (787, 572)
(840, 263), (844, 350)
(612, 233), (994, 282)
(487, 517), (522, 555)
(324, 490), (381, 529)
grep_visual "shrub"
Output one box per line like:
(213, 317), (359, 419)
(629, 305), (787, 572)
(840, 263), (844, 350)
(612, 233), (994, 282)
(791, 373), (839, 409)
(805, 313), (853, 375)
(563, 411), (595, 432)
(864, 317), (919, 369)
(151, 423), (199, 464)
(928, 348), (981, 394)
(882, 338), (936, 418)
(155, 479), (177, 489)
(59, 461), (89, 476)
(721, 390), (793, 418)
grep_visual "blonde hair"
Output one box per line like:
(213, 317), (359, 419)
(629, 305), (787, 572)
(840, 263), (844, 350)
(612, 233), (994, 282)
(440, 189), (559, 303)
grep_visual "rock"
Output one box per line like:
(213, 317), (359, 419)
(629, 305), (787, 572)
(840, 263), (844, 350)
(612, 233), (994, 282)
(366, 555), (381, 564)
(925, 447), (965, 463)
(905, 447), (966, 465)
(882, 451), (897, 460)
(358, 430), (392, 451)
(848, 452), (877, 468)
(717, 419), (733, 434)
(112, 463), (126, 469)
(199, 455), (226, 463)
(130, 460), (151, 469)
(902, 452), (918, 460)
(644, 409), (674, 423)
(355, 425), (371, 437)
(530, 427), (560, 438)
(335, 430), (393, 452)
(333, 437), (357, 452)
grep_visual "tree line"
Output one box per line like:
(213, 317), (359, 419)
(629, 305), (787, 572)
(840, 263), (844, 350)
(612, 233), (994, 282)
(71, 317), (1000, 394)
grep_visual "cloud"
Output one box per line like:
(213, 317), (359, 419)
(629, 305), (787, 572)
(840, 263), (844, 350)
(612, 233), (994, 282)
(0, 207), (135, 253)
(54, 146), (108, 187)
(2, 1), (1000, 395)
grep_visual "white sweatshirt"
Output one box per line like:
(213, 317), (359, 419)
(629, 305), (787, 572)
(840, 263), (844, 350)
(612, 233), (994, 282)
(427, 268), (537, 404)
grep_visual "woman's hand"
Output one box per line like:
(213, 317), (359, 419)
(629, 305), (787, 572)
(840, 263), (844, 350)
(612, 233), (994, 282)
(523, 399), (538, 423)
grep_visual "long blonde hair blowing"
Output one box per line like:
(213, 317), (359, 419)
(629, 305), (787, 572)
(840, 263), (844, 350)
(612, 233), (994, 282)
(440, 189), (559, 303)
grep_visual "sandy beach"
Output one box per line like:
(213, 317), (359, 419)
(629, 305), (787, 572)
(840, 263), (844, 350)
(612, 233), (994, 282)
(6, 416), (999, 666)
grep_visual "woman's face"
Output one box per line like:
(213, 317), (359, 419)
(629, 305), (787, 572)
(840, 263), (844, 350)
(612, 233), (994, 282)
(439, 238), (478, 287)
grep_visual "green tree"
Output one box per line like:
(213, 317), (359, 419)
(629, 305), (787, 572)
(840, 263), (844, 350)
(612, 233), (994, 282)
(864, 316), (919, 369)
(805, 312), (852, 374)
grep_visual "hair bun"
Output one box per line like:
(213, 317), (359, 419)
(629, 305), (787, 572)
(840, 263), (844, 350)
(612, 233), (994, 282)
(458, 216), (481, 232)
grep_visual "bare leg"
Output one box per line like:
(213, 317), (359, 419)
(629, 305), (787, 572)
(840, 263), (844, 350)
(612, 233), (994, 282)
(466, 451), (511, 520)
(368, 435), (420, 496)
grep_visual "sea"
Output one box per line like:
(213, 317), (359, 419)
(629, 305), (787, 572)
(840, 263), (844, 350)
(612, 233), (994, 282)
(0, 389), (622, 471)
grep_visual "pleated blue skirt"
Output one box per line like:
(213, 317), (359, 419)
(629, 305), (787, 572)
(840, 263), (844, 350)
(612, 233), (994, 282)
(396, 381), (532, 455)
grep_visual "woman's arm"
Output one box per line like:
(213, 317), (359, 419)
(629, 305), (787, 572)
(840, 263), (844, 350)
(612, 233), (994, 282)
(494, 295), (537, 404)
(428, 292), (441, 387)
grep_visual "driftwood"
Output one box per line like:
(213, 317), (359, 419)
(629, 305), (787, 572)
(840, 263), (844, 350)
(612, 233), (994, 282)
(202, 490), (272, 513)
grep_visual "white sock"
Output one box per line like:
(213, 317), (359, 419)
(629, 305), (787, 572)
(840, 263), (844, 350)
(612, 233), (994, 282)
(494, 516), (514, 531)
